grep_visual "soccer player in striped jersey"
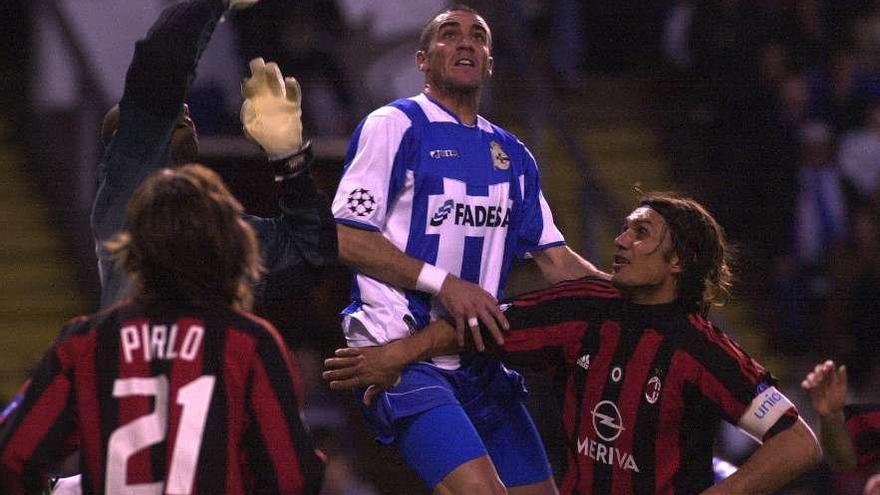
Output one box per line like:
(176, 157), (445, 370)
(326, 192), (822, 494)
(331, 5), (604, 494)
(0, 164), (324, 494)
(802, 360), (880, 494)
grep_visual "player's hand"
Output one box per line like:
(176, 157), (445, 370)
(323, 347), (403, 405)
(865, 473), (880, 495)
(226, 0), (260, 10)
(801, 360), (847, 418)
(241, 58), (304, 161)
(435, 275), (507, 352)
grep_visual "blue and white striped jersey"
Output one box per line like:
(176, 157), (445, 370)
(332, 93), (564, 362)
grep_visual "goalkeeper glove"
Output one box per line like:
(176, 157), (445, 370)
(241, 58), (312, 180)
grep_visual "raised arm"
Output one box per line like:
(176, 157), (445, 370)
(91, 0), (243, 308)
(801, 360), (857, 470)
(702, 418), (820, 494)
(237, 58), (337, 303)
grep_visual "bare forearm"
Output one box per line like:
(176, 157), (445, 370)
(386, 320), (462, 366)
(703, 419), (820, 494)
(533, 245), (608, 284)
(819, 411), (857, 470)
(337, 224), (423, 289)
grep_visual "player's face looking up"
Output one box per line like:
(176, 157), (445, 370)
(611, 207), (682, 304)
(417, 10), (493, 94)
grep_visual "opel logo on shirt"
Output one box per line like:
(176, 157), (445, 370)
(591, 400), (625, 442)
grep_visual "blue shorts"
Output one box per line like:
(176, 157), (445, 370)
(361, 354), (552, 488)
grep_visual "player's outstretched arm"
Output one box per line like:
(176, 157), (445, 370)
(236, 58), (337, 302)
(801, 360), (857, 471)
(323, 319), (463, 404)
(701, 418), (820, 495)
(92, 0), (258, 308)
(531, 245), (609, 284)
(338, 224), (509, 343)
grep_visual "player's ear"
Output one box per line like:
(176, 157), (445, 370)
(669, 253), (682, 274)
(487, 56), (494, 78)
(416, 50), (428, 72)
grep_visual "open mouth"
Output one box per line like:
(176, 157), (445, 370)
(612, 255), (629, 269)
(454, 58), (476, 67)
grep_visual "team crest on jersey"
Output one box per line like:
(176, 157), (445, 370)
(645, 375), (662, 404)
(347, 187), (377, 217)
(577, 354), (591, 370)
(490, 141), (510, 170)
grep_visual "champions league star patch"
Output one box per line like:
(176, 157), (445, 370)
(347, 187), (377, 217)
(490, 141), (510, 170)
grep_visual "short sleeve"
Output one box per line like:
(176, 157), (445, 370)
(332, 106), (414, 232)
(514, 145), (565, 257)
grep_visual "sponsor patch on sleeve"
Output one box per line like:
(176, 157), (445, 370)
(738, 385), (795, 441)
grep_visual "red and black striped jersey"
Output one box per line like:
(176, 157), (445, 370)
(844, 403), (880, 470)
(0, 302), (324, 495)
(499, 278), (798, 494)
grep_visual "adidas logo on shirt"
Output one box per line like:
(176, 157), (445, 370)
(577, 354), (591, 370)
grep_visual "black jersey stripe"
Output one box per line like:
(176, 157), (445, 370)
(672, 383), (718, 494)
(96, 311), (123, 494)
(589, 319), (637, 494)
(631, 330), (677, 495)
(194, 312), (229, 494)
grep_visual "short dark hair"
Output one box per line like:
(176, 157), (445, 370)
(638, 192), (733, 314)
(418, 4), (487, 52)
(101, 103), (198, 165)
(106, 164), (262, 310)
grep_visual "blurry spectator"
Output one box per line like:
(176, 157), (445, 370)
(825, 201), (880, 391)
(777, 0), (830, 67)
(838, 101), (880, 202)
(295, 346), (380, 495)
(772, 121), (847, 353)
(335, 0), (445, 105)
(236, 0), (356, 135)
(661, 0), (696, 71)
(810, 48), (865, 131)
(778, 73), (815, 130)
(794, 121), (848, 267)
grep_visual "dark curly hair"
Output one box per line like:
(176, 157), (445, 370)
(638, 192), (734, 314)
(106, 164), (262, 310)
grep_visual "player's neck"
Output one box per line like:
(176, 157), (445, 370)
(423, 86), (480, 126)
(623, 281), (678, 306)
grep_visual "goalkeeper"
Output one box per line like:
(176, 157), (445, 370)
(32, 0), (333, 492)
(91, 0), (336, 311)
